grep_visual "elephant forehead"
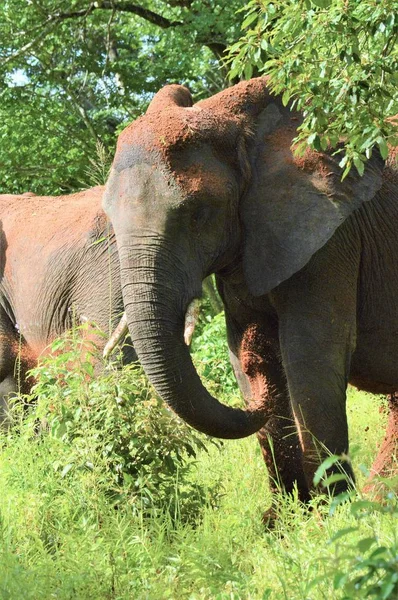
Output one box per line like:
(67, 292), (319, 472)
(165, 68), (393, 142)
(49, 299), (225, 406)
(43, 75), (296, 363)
(118, 108), (197, 158)
(115, 106), (236, 171)
(104, 162), (183, 213)
(106, 158), (229, 212)
(174, 159), (233, 197)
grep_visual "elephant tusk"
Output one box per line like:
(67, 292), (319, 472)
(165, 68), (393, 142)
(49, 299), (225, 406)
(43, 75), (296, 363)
(184, 299), (201, 346)
(103, 313), (129, 358)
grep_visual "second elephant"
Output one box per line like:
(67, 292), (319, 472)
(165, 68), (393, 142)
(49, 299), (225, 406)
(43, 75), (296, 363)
(0, 186), (135, 421)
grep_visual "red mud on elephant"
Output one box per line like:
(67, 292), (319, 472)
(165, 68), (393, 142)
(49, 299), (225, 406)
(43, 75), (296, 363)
(0, 187), (135, 423)
(102, 76), (398, 516)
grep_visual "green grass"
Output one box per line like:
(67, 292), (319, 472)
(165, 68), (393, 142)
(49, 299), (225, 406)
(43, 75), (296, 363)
(0, 320), (396, 599)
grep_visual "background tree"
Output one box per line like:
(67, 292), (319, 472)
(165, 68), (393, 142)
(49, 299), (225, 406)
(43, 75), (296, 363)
(1, 1), (397, 191)
(228, 0), (397, 177)
(0, 0), (243, 194)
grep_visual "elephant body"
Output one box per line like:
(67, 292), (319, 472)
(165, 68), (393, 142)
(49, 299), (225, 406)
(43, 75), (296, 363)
(220, 172), (398, 499)
(102, 77), (398, 507)
(0, 186), (133, 421)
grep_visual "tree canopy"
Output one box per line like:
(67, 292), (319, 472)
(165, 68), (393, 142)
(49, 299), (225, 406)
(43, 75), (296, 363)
(0, 0), (242, 194)
(228, 0), (398, 177)
(1, 0), (397, 193)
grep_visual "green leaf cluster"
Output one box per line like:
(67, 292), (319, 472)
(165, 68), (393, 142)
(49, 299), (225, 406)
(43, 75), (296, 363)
(192, 312), (238, 398)
(0, 0), (243, 194)
(15, 322), (219, 522)
(227, 0), (398, 176)
(326, 492), (398, 599)
(307, 454), (398, 599)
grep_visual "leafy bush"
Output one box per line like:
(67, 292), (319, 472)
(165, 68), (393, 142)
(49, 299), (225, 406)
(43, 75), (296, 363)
(310, 455), (398, 599)
(329, 497), (398, 599)
(14, 324), (218, 521)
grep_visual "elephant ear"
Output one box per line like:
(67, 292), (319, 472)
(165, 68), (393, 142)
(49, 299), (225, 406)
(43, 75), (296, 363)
(241, 103), (385, 296)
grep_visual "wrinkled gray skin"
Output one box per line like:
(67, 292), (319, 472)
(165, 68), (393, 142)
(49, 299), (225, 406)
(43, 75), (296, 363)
(103, 77), (398, 507)
(0, 187), (135, 423)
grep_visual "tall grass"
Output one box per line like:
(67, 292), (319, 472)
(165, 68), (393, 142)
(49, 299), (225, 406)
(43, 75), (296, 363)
(0, 316), (396, 599)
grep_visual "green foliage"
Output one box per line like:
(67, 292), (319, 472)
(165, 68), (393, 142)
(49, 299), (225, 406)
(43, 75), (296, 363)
(328, 494), (398, 599)
(310, 455), (398, 599)
(80, 140), (113, 187)
(202, 275), (223, 317)
(15, 324), (217, 521)
(192, 312), (238, 398)
(0, 85), (99, 193)
(0, 314), (395, 598)
(227, 0), (398, 176)
(0, 0), (244, 194)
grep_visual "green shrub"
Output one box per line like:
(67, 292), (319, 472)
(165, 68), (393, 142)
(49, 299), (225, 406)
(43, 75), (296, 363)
(309, 455), (398, 599)
(13, 324), (219, 522)
(329, 498), (398, 599)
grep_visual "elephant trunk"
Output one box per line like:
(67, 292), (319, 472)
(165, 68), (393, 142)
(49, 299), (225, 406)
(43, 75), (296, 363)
(118, 239), (269, 439)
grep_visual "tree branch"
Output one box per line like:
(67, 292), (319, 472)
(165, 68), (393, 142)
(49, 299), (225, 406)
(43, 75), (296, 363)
(164, 0), (193, 6)
(51, 1), (182, 29)
(1, 1), (226, 70)
(0, 21), (57, 67)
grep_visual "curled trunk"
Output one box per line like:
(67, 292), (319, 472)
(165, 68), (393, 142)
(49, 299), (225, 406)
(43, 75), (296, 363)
(119, 244), (270, 439)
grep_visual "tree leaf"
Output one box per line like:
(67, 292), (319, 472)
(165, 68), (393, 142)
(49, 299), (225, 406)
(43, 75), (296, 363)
(377, 137), (389, 160)
(357, 537), (377, 554)
(282, 89), (290, 106)
(353, 156), (365, 176)
(241, 11), (258, 30)
(311, 0), (332, 7)
(313, 454), (341, 485)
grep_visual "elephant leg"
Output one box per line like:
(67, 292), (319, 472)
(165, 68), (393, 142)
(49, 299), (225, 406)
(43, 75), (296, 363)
(228, 322), (310, 504)
(273, 289), (357, 494)
(364, 393), (398, 494)
(256, 399), (311, 504)
(0, 307), (21, 424)
(270, 231), (361, 494)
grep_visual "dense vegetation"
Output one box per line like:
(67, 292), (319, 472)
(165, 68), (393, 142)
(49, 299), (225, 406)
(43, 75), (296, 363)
(1, 1), (398, 598)
(1, 0), (396, 193)
(228, 0), (397, 177)
(1, 317), (397, 599)
(0, 0), (242, 193)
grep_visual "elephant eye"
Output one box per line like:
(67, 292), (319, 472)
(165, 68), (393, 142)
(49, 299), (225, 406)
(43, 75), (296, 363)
(191, 205), (212, 229)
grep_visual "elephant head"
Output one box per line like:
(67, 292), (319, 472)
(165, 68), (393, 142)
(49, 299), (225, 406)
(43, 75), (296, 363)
(103, 77), (383, 439)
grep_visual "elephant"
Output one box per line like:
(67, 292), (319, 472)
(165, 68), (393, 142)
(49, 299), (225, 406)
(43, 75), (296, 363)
(0, 186), (135, 423)
(102, 76), (398, 508)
